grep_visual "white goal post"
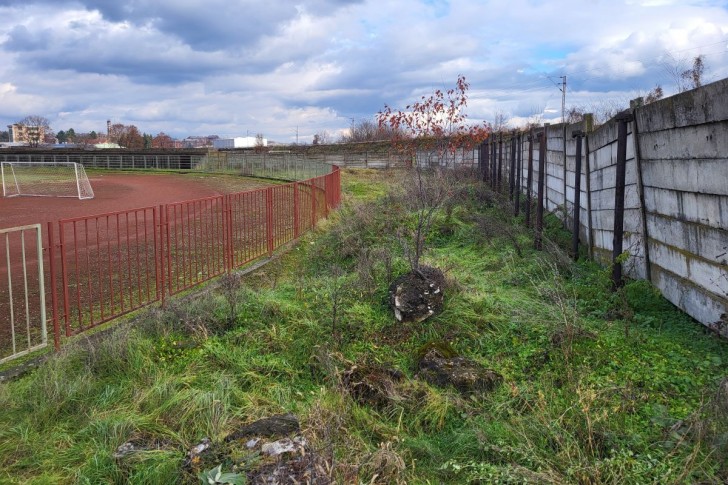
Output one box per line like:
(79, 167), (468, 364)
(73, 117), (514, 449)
(1, 162), (94, 200)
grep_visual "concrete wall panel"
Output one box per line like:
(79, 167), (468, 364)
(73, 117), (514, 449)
(643, 187), (728, 229)
(641, 158), (728, 195)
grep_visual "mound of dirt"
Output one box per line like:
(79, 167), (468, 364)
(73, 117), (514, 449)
(389, 266), (445, 323)
(417, 347), (502, 395)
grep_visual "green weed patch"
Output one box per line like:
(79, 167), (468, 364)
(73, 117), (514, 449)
(0, 169), (726, 484)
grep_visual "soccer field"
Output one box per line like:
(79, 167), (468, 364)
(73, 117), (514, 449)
(0, 171), (277, 228)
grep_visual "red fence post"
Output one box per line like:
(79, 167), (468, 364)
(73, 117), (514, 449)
(266, 187), (274, 257)
(157, 204), (165, 307)
(228, 195), (235, 269)
(293, 182), (300, 238)
(310, 181), (316, 227)
(222, 195), (231, 272)
(323, 175), (330, 218)
(165, 204), (173, 304)
(58, 222), (71, 337)
(336, 167), (341, 207)
(46, 222), (60, 350)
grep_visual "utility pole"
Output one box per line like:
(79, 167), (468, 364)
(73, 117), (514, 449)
(561, 75), (567, 123)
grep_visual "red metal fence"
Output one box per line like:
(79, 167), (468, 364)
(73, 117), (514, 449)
(42, 166), (340, 350)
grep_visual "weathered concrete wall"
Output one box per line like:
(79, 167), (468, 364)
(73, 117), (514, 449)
(587, 118), (647, 280)
(635, 79), (728, 329)
(492, 77), (728, 331)
(564, 124), (591, 246)
(545, 124), (566, 214)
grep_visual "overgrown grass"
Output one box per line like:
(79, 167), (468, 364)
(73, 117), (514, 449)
(0, 169), (726, 484)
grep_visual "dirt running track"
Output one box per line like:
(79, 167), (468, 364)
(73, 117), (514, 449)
(0, 172), (275, 229)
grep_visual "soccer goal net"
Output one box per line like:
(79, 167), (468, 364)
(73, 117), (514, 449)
(1, 162), (94, 200)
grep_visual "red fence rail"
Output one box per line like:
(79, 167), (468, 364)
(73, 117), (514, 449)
(53, 207), (159, 337)
(44, 166), (341, 349)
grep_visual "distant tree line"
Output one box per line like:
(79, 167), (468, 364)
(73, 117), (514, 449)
(6, 115), (186, 149)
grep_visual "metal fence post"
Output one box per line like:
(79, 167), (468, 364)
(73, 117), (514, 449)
(310, 181), (316, 228)
(221, 196), (231, 272)
(46, 222), (60, 350)
(57, 222), (72, 336)
(497, 134), (504, 193)
(482, 141), (489, 183)
(572, 130), (584, 260)
(515, 133), (522, 216)
(525, 131), (534, 227)
(293, 182), (300, 238)
(535, 131), (546, 250)
(509, 134), (516, 200)
(612, 111), (634, 289)
(153, 206), (162, 308)
(266, 187), (274, 257)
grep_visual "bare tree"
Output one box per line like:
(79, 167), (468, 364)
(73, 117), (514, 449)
(662, 52), (691, 93)
(565, 106), (586, 124)
(682, 55), (705, 90)
(340, 118), (401, 143)
(586, 99), (626, 125)
(254, 133), (267, 153)
(313, 130), (331, 145)
(663, 53), (706, 93)
(493, 110), (510, 133)
(108, 123), (126, 144)
(17, 115), (51, 147)
(644, 85), (664, 104)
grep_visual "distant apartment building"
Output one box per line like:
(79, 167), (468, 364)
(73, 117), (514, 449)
(213, 136), (267, 149)
(7, 123), (45, 145)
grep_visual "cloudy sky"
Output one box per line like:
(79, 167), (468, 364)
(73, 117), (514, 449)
(1, 0), (728, 143)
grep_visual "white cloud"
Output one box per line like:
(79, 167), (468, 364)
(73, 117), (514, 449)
(1, 0), (728, 140)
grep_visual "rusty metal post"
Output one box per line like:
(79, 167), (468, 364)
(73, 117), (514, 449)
(612, 111), (634, 289)
(266, 187), (274, 258)
(310, 181), (317, 228)
(58, 221), (71, 336)
(491, 139), (497, 189)
(525, 132), (534, 227)
(164, 205), (173, 302)
(509, 134), (516, 201)
(46, 222), (60, 350)
(535, 131), (546, 250)
(572, 130), (584, 260)
(293, 182), (300, 238)
(482, 141), (489, 183)
(497, 134), (504, 193)
(515, 132), (522, 216)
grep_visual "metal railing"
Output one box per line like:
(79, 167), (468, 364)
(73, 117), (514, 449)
(0, 224), (47, 363)
(1, 164), (341, 361)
